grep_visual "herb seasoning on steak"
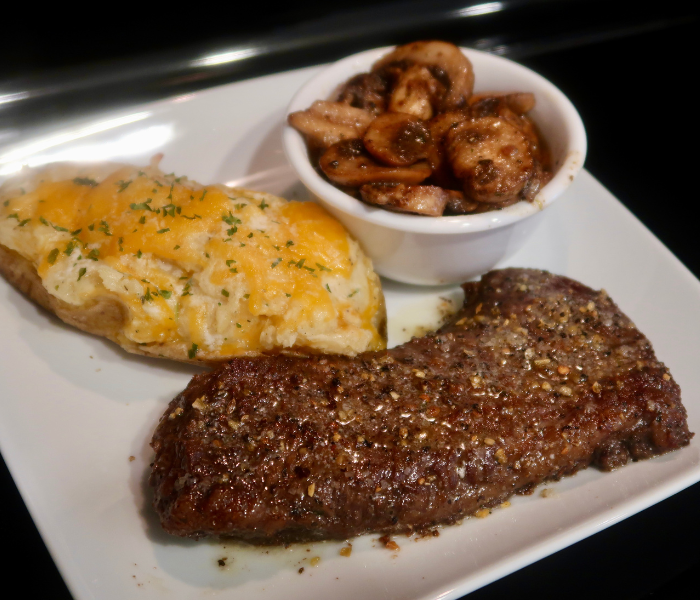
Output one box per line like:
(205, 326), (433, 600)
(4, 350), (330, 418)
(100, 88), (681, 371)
(150, 269), (692, 543)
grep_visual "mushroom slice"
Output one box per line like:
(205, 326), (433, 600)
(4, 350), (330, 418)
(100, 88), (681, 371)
(388, 65), (444, 120)
(373, 41), (474, 111)
(319, 140), (432, 187)
(363, 112), (432, 166)
(520, 161), (552, 202)
(335, 72), (389, 115)
(469, 92), (536, 115)
(288, 101), (374, 149)
(360, 183), (454, 216)
(469, 95), (541, 156)
(503, 92), (536, 114)
(444, 191), (480, 215)
(446, 116), (534, 204)
(426, 110), (470, 187)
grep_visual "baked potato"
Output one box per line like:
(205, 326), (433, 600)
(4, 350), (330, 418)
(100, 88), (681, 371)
(0, 159), (386, 362)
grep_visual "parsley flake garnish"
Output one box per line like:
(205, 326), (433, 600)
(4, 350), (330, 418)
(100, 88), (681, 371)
(18, 218), (30, 227)
(47, 248), (59, 264)
(73, 177), (98, 187)
(38, 216), (69, 232)
(159, 290), (172, 299)
(162, 203), (179, 217)
(98, 221), (112, 236)
(271, 258), (282, 268)
(222, 212), (241, 226)
(77, 267), (87, 281)
(316, 263), (332, 272)
(130, 199), (153, 211)
(157, 228), (170, 234)
(259, 199), (269, 210)
(87, 248), (100, 261)
(116, 180), (132, 193)
(221, 289), (229, 297)
(188, 343), (198, 359)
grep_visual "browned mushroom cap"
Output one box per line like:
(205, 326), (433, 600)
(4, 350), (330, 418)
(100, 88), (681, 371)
(444, 191), (480, 214)
(469, 95), (542, 157)
(319, 139), (432, 187)
(388, 64), (445, 120)
(363, 112), (432, 167)
(520, 161), (553, 202)
(373, 41), (474, 111)
(446, 116), (534, 204)
(425, 110), (470, 188)
(469, 92), (536, 115)
(335, 72), (389, 115)
(360, 183), (455, 216)
(288, 101), (374, 149)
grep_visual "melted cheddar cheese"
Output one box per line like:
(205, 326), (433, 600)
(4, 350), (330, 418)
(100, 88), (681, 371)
(0, 162), (386, 360)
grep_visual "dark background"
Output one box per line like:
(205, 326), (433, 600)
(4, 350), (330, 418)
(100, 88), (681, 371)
(1, 1), (698, 597)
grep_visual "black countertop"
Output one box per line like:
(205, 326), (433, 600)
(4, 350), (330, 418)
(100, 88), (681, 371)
(1, 1), (698, 597)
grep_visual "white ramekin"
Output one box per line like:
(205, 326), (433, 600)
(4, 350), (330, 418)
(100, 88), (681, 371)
(283, 46), (587, 285)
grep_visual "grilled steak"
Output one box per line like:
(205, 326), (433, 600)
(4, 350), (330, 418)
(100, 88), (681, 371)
(150, 269), (692, 543)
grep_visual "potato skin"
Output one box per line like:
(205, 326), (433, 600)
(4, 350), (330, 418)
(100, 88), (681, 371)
(0, 242), (197, 363)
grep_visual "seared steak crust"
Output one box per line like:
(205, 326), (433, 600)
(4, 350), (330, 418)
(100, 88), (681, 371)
(150, 269), (692, 543)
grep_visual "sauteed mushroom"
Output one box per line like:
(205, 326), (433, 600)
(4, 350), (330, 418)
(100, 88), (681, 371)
(360, 183), (463, 216)
(320, 139), (432, 187)
(363, 112), (432, 167)
(388, 65), (444, 120)
(335, 72), (389, 115)
(288, 101), (374, 149)
(446, 116), (534, 204)
(373, 41), (475, 110)
(288, 41), (551, 216)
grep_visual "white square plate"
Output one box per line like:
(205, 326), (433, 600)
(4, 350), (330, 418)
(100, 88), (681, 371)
(0, 66), (698, 600)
